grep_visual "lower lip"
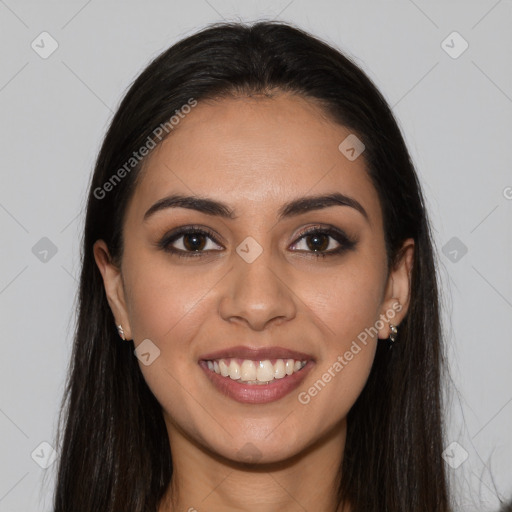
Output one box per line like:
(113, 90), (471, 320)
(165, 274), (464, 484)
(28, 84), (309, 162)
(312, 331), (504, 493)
(199, 360), (315, 404)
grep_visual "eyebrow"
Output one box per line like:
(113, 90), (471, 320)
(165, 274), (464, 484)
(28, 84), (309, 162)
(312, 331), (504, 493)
(143, 192), (369, 223)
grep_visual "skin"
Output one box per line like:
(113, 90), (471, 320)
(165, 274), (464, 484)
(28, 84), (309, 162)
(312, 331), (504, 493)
(94, 93), (414, 512)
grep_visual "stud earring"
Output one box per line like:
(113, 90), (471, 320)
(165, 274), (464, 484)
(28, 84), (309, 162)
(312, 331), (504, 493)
(389, 323), (398, 344)
(116, 324), (126, 341)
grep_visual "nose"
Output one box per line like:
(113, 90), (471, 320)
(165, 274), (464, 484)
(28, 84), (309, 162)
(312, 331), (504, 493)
(218, 249), (297, 331)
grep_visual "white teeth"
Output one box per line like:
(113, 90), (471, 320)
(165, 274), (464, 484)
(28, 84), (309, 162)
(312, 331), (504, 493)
(240, 360), (257, 381)
(206, 357), (307, 383)
(219, 359), (229, 377)
(274, 359), (286, 379)
(228, 359), (241, 380)
(256, 360), (274, 382)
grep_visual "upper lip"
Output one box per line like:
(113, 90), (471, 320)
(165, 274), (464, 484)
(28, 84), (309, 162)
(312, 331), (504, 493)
(199, 345), (314, 361)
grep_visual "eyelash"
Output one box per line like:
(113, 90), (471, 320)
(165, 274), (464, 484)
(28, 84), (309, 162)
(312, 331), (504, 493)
(157, 224), (357, 259)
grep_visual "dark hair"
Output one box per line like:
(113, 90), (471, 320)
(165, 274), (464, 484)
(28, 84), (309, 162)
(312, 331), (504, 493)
(52, 20), (450, 511)
(501, 501), (512, 512)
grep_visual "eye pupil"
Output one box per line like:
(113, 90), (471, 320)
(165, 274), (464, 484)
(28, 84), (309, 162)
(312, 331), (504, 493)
(306, 234), (329, 252)
(183, 233), (206, 251)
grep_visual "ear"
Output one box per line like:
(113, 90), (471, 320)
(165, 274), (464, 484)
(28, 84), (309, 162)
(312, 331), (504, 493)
(93, 240), (133, 341)
(377, 238), (414, 340)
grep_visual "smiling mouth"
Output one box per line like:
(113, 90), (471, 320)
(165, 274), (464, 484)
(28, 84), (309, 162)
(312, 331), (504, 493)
(203, 357), (308, 385)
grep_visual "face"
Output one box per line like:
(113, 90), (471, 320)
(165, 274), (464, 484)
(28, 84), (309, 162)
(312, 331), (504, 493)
(94, 93), (413, 464)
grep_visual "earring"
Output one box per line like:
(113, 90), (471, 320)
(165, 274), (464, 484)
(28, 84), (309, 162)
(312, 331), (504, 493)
(389, 323), (398, 344)
(116, 324), (126, 341)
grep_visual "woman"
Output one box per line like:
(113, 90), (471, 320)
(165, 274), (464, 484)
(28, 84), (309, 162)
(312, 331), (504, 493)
(53, 21), (451, 511)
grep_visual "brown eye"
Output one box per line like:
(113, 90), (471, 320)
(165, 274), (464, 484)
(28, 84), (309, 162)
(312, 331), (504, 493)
(290, 226), (357, 258)
(182, 233), (208, 251)
(304, 233), (330, 252)
(158, 226), (224, 257)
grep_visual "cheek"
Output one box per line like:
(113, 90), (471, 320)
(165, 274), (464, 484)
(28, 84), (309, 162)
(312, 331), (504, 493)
(295, 339), (376, 443)
(304, 258), (385, 345)
(123, 257), (216, 436)
(295, 257), (384, 409)
(122, 255), (218, 412)
(123, 254), (214, 342)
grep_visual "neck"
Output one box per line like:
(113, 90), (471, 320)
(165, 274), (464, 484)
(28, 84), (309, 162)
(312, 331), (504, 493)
(158, 418), (350, 512)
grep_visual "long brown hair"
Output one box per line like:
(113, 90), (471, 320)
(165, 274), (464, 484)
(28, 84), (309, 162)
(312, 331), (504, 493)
(53, 21), (451, 511)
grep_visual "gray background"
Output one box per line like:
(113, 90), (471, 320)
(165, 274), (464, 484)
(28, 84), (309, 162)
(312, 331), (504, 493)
(0, 1), (511, 511)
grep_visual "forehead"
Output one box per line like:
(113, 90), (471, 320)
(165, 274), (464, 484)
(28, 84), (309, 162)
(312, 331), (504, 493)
(127, 93), (381, 225)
